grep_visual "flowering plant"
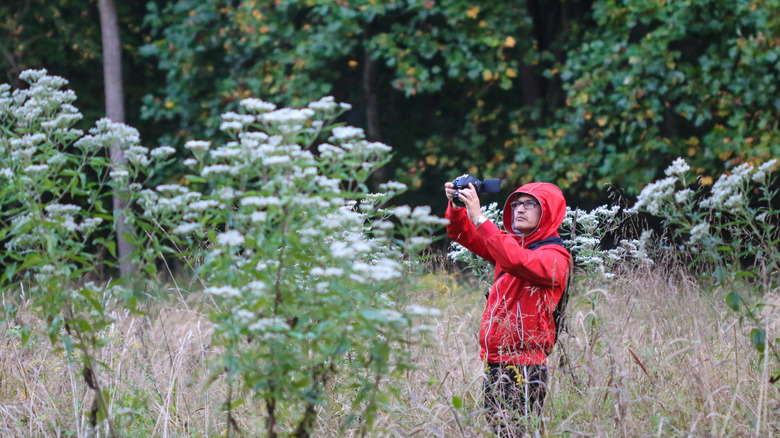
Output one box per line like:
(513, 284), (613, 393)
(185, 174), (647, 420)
(0, 70), (175, 436)
(632, 157), (779, 378)
(1, 72), (446, 436)
(139, 96), (447, 435)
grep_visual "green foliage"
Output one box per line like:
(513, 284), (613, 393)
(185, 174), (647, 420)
(534, 0), (780, 193)
(139, 0), (537, 190)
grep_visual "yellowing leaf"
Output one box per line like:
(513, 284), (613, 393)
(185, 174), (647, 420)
(506, 68), (517, 78)
(700, 176), (713, 185)
(482, 69), (492, 81)
(467, 6), (480, 19)
(252, 9), (262, 19)
(425, 155), (437, 165)
(596, 117), (607, 127)
(165, 101), (174, 109)
(505, 36), (516, 48)
(406, 67), (416, 75)
(348, 60), (358, 67)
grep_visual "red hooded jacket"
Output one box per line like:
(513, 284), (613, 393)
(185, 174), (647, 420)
(446, 182), (571, 365)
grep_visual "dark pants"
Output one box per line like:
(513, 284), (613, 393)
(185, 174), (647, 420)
(483, 363), (548, 435)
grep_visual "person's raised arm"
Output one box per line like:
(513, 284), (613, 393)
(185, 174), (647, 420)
(445, 182), (495, 264)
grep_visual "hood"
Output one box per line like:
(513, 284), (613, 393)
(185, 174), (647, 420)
(502, 182), (567, 246)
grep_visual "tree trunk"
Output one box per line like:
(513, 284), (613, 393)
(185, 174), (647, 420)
(98, 0), (134, 278)
(362, 24), (386, 187)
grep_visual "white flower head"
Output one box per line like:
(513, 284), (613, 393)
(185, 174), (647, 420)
(217, 230), (245, 247)
(260, 107), (314, 124)
(689, 221), (710, 244)
(330, 126), (364, 141)
(752, 159), (778, 182)
(205, 285), (241, 299)
(240, 98), (277, 113)
(394, 205), (412, 218)
(184, 140), (211, 155)
(23, 164), (49, 176)
(379, 180), (407, 193)
(150, 145), (176, 160)
(664, 157), (691, 176)
(674, 188), (694, 204)
(110, 169), (130, 180)
(173, 222), (200, 234)
(308, 96), (339, 112)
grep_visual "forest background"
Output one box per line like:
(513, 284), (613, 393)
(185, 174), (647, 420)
(5, 0), (780, 210)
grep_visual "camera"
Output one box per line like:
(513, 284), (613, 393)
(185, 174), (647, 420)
(452, 175), (501, 207)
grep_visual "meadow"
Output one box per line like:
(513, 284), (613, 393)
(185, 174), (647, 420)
(2, 261), (776, 437)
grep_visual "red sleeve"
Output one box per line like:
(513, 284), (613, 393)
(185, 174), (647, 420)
(445, 202), (496, 265)
(478, 228), (570, 287)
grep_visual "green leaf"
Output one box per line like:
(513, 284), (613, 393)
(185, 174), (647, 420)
(451, 395), (463, 409)
(4, 263), (18, 282)
(750, 329), (766, 353)
(725, 292), (741, 311)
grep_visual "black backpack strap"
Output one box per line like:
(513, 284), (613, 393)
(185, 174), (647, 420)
(525, 235), (571, 346)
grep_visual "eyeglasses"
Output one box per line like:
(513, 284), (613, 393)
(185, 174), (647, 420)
(510, 199), (539, 210)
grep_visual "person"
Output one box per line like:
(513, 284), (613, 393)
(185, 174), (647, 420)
(444, 180), (571, 433)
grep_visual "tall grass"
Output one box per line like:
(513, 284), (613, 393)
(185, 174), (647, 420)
(1, 262), (777, 437)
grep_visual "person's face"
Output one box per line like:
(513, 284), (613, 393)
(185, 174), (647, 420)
(511, 195), (541, 236)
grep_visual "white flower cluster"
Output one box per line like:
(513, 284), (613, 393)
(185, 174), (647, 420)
(632, 176), (677, 215)
(330, 126), (364, 141)
(352, 257), (402, 282)
(688, 221), (710, 244)
(752, 159), (777, 183)
(260, 108), (314, 126)
(307, 96), (352, 114)
(330, 232), (374, 258)
(394, 205), (448, 226)
(150, 145), (176, 160)
(184, 140), (211, 155)
(75, 118), (141, 156)
(217, 230), (245, 247)
(240, 98), (277, 113)
(700, 163), (753, 210)
(219, 111), (255, 133)
(664, 157), (691, 176)
(205, 285), (241, 298)
(4, 69), (79, 132)
(248, 316), (289, 333)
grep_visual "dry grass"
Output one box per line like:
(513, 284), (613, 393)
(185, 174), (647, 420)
(370, 266), (779, 437)
(0, 266), (778, 437)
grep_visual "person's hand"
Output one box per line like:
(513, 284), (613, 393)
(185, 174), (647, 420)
(457, 183), (483, 224)
(444, 182), (462, 209)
